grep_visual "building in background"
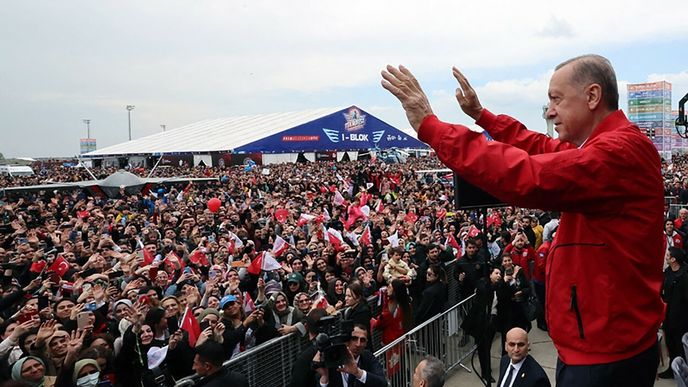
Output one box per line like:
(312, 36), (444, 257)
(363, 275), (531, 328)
(627, 81), (681, 160)
(80, 138), (97, 154)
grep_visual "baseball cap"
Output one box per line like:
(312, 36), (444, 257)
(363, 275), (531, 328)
(287, 273), (303, 283)
(219, 295), (237, 309)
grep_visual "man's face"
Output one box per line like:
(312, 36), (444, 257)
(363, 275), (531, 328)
(465, 244), (477, 257)
(412, 360), (426, 387)
(546, 63), (594, 145)
(192, 354), (212, 376)
(347, 327), (368, 358)
(489, 268), (502, 284)
(56, 300), (75, 319)
(666, 221), (674, 233)
(505, 330), (529, 363)
(428, 248), (439, 261)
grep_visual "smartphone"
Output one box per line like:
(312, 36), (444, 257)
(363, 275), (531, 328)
(38, 295), (50, 310)
(18, 311), (38, 324)
(84, 302), (98, 311)
(107, 270), (124, 279)
(199, 320), (211, 332)
(183, 267), (192, 274)
(77, 312), (90, 330)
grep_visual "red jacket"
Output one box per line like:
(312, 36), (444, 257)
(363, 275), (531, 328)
(533, 240), (550, 283)
(419, 109), (664, 365)
(503, 243), (537, 281)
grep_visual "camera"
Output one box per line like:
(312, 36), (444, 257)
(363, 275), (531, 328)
(311, 317), (353, 369)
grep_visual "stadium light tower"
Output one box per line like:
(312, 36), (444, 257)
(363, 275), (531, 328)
(126, 105), (135, 141)
(542, 104), (554, 137)
(82, 119), (91, 138)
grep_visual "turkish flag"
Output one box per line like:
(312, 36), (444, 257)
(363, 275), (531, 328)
(436, 208), (447, 219)
(247, 251), (281, 275)
(404, 212), (418, 224)
(179, 306), (201, 347)
(272, 235), (289, 257)
(142, 249), (155, 266)
(49, 255), (71, 278)
(274, 209), (289, 224)
(77, 210), (90, 219)
(359, 225), (372, 246)
(189, 250), (209, 266)
(30, 260), (47, 273)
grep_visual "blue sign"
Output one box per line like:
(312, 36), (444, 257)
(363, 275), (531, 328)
(233, 106), (428, 153)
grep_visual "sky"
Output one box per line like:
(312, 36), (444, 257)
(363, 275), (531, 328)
(1, 0), (688, 158)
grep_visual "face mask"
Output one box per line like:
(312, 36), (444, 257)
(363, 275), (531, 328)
(76, 372), (100, 387)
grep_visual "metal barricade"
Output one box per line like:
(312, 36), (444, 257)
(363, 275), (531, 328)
(374, 293), (477, 387)
(174, 332), (308, 387)
(174, 260), (466, 387)
(669, 203), (685, 219)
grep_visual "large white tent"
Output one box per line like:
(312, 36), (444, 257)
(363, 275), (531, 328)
(82, 106), (427, 167)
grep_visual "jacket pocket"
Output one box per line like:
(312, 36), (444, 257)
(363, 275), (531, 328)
(570, 285), (584, 339)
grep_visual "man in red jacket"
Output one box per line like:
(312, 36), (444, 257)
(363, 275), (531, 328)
(381, 54), (664, 387)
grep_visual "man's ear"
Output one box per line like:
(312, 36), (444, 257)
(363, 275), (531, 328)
(587, 83), (603, 110)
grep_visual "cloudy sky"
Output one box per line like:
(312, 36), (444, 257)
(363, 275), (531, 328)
(2, 0), (688, 158)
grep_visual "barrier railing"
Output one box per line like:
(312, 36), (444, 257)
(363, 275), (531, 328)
(174, 260), (463, 387)
(373, 293), (477, 387)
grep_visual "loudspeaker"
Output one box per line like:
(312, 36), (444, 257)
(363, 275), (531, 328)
(453, 173), (506, 210)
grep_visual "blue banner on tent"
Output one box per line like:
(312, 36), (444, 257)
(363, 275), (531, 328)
(233, 106), (428, 153)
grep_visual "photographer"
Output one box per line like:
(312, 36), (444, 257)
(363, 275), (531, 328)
(289, 308), (328, 387)
(312, 323), (386, 387)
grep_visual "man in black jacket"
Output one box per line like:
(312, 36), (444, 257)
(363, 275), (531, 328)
(659, 247), (688, 378)
(290, 308), (329, 387)
(497, 328), (550, 387)
(314, 324), (387, 387)
(462, 267), (504, 384)
(192, 341), (248, 387)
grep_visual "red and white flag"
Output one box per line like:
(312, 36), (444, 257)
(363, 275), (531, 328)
(374, 199), (384, 213)
(272, 235), (289, 257)
(49, 255), (71, 278)
(247, 251), (281, 275)
(446, 233), (461, 257)
(359, 225), (372, 246)
(333, 190), (345, 206)
(189, 250), (210, 266)
(322, 208), (331, 221)
(179, 306), (201, 347)
(298, 213), (316, 227)
(387, 232), (400, 248)
(327, 228), (345, 250)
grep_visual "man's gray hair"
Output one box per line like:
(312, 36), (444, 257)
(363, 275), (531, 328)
(556, 54), (619, 111)
(420, 355), (445, 387)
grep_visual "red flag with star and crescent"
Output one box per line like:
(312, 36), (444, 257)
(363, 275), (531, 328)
(49, 255), (71, 278)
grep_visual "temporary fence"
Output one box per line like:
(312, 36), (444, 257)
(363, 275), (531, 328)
(373, 293), (477, 387)
(174, 260), (467, 387)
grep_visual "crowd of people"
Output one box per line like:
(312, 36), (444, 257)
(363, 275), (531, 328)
(0, 146), (686, 387)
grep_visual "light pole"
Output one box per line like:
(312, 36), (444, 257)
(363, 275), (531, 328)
(161, 124), (166, 132)
(542, 104), (554, 137)
(126, 105), (135, 141)
(82, 119), (91, 138)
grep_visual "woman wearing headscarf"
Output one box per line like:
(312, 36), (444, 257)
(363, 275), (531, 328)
(11, 356), (53, 387)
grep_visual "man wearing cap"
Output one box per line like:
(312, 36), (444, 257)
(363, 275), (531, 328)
(219, 294), (265, 355)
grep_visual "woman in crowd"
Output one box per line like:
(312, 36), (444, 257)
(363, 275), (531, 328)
(414, 264), (448, 325)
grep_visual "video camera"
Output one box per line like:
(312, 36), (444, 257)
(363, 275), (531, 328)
(311, 316), (353, 369)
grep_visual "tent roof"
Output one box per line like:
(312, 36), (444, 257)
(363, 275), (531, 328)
(83, 106), (426, 158)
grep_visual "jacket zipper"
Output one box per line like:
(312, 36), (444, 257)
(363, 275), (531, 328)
(570, 285), (585, 339)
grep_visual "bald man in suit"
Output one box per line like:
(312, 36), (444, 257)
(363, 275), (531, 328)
(497, 328), (550, 387)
